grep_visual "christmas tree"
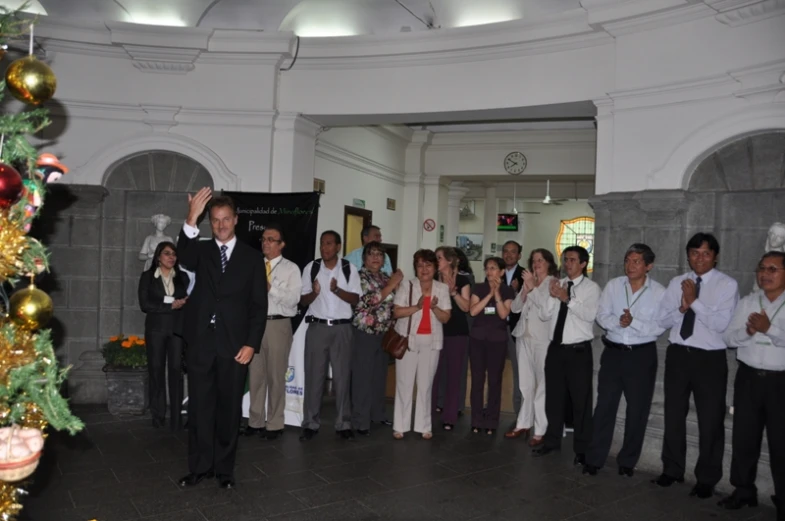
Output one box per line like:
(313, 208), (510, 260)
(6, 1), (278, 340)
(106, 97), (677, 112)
(0, 4), (83, 520)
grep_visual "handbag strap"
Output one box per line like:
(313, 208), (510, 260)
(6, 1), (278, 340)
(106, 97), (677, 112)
(406, 280), (413, 335)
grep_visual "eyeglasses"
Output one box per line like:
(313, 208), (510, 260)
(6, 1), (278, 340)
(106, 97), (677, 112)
(366, 251), (384, 258)
(160, 251), (177, 257)
(262, 238), (282, 244)
(756, 266), (785, 274)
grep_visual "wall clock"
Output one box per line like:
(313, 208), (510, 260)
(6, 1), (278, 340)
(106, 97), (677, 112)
(504, 151), (527, 175)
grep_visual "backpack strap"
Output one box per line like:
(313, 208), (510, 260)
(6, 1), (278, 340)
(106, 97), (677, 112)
(341, 258), (351, 283)
(310, 259), (321, 284)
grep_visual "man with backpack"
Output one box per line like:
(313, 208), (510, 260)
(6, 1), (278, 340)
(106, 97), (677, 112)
(299, 230), (362, 441)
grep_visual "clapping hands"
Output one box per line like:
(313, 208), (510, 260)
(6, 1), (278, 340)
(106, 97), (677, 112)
(186, 187), (212, 226)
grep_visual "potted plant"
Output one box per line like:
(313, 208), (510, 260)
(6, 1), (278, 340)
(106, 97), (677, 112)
(102, 335), (148, 416)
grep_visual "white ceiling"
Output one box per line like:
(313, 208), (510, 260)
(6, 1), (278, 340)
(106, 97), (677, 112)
(12, 0), (583, 35)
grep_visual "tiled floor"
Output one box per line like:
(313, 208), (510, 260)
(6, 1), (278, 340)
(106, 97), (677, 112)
(19, 404), (776, 521)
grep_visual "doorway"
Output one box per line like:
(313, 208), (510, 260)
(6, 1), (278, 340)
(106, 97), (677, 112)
(343, 206), (372, 256)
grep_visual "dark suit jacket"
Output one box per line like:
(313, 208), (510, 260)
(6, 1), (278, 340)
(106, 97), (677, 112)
(502, 265), (525, 335)
(138, 268), (190, 336)
(177, 230), (267, 358)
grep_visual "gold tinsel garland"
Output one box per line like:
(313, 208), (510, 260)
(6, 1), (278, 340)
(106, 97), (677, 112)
(0, 213), (28, 282)
(0, 332), (35, 385)
(0, 483), (24, 521)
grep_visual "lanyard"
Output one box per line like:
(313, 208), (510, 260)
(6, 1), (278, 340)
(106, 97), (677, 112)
(624, 284), (648, 310)
(759, 295), (785, 322)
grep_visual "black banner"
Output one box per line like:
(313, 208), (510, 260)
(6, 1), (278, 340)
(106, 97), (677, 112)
(222, 191), (320, 273)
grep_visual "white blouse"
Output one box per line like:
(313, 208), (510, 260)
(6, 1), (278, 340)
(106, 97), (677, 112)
(393, 278), (452, 351)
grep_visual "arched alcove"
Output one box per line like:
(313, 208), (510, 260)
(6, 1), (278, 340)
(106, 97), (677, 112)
(103, 151), (214, 191)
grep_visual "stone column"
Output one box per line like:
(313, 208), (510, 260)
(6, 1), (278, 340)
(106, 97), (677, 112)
(270, 112), (321, 193)
(446, 182), (469, 251)
(483, 185), (497, 258)
(420, 175), (442, 251)
(399, 130), (432, 277)
(593, 98), (615, 196)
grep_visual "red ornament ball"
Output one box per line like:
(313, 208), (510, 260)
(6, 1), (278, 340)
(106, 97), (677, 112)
(0, 162), (23, 209)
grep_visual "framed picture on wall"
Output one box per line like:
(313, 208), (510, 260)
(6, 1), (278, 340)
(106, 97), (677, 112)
(456, 233), (483, 261)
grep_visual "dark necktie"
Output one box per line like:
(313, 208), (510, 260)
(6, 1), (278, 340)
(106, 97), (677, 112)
(552, 281), (574, 346)
(220, 244), (228, 273)
(679, 276), (702, 340)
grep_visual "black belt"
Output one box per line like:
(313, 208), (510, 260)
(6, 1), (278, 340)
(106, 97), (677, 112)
(306, 317), (352, 326)
(740, 361), (785, 377)
(558, 340), (591, 349)
(602, 337), (655, 351)
(671, 343), (724, 354)
(267, 315), (290, 320)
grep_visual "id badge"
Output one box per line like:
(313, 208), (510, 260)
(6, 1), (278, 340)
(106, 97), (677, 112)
(484, 306), (496, 316)
(163, 296), (175, 304)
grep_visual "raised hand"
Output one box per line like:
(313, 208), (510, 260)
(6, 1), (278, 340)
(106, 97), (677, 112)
(430, 296), (439, 309)
(312, 279), (321, 295)
(186, 187), (212, 226)
(549, 278), (568, 301)
(748, 310), (771, 334)
(511, 278), (520, 291)
(417, 295), (425, 310)
(330, 278), (338, 293)
(522, 270), (535, 292)
(681, 279), (697, 307)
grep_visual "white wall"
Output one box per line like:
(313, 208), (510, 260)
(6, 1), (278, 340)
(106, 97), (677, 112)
(314, 127), (407, 251)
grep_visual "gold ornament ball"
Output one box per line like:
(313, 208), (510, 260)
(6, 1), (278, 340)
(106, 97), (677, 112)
(8, 284), (53, 330)
(5, 56), (57, 106)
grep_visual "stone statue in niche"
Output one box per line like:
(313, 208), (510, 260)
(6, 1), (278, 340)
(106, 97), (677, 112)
(139, 214), (173, 271)
(765, 222), (785, 253)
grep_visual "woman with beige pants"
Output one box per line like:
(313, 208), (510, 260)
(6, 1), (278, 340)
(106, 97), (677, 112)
(392, 249), (451, 440)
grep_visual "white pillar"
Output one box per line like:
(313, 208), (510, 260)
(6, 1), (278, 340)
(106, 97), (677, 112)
(593, 98), (614, 195)
(270, 112), (321, 193)
(420, 175), (442, 251)
(399, 130), (432, 277)
(483, 186), (497, 258)
(446, 182), (469, 250)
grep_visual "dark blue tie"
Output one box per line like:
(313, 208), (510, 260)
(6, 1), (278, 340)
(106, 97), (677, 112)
(679, 276), (702, 340)
(220, 245), (228, 273)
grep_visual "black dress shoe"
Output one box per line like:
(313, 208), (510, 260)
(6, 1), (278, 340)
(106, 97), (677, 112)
(178, 471), (215, 487)
(265, 429), (283, 441)
(718, 493), (758, 509)
(618, 466), (634, 477)
(689, 483), (714, 499)
(339, 429), (355, 441)
(582, 464), (598, 476)
(356, 429), (370, 436)
(573, 454), (586, 466)
(651, 474), (684, 487)
(532, 446), (557, 457)
(218, 478), (235, 489)
(299, 428), (318, 441)
(373, 420), (392, 426)
(242, 426), (266, 437)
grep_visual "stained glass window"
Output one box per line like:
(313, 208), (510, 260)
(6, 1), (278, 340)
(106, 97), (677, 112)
(555, 216), (595, 273)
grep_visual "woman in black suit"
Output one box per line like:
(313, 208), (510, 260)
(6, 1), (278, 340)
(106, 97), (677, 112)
(138, 241), (189, 430)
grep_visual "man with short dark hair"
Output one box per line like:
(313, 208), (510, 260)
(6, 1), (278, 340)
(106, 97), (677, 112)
(299, 230), (361, 441)
(345, 225), (392, 275)
(533, 246), (600, 465)
(583, 243), (666, 477)
(245, 224), (302, 441)
(718, 251), (785, 520)
(653, 232), (739, 499)
(501, 240), (525, 415)
(177, 188), (268, 489)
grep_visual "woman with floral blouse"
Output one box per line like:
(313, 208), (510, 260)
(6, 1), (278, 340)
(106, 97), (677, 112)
(350, 241), (404, 435)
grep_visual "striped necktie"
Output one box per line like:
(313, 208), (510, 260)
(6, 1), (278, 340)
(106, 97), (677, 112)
(220, 245), (228, 273)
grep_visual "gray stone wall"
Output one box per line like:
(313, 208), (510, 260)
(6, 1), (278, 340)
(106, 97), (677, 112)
(589, 131), (785, 495)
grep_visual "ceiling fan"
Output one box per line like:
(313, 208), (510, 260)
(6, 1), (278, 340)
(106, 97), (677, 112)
(541, 180), (569, 206)
(511, 183), (540, 215)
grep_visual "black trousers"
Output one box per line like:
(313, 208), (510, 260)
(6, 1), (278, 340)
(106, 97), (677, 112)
(145, 331), (183, 430)
(586, 342), (657, 469)
(729, 362), (785, 501)
(661, 344), (727, 486)
(543, 341), (594, 454)
(187, 328), (248, 479)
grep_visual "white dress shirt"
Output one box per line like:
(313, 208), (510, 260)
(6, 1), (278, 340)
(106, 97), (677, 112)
(511, 275), (554, 342)
(657, 269), (739, 350)
(597, 275), (667, 345)
(505, 266), (518, 286)
(724, 290), (785, 371)
(540, 275), (601, 344)
(266, 255), (302, 317)
(181, 223), (237, 261)
(301, 260), (362, 320)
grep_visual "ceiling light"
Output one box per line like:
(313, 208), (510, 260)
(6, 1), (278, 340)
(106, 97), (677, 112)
(129, 12), (188, 27)
(294, 23), (359, 37)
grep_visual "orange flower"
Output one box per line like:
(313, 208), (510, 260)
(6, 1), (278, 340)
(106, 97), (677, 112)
(109, 336), (120, 342)
(135, 340), (145, 346)
(121, 340), (132, 348)
(128, 335), (139, 342)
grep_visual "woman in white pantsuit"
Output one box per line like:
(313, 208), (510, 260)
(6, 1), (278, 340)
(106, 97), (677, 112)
(392, 249), (451, 440)
(505, 248), (559, 446)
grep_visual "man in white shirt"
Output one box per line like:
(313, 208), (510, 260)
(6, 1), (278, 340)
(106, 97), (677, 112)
(245, 224), (302, 441)
(501, 240), (525, 416)
(583, 243), (666, 477)
(653, 232), (739, 499)
(344, 225), (392, 275)
(718, 251), (785, 519)
(533, 246), (601, 465)
(299, 230), (362, 442)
